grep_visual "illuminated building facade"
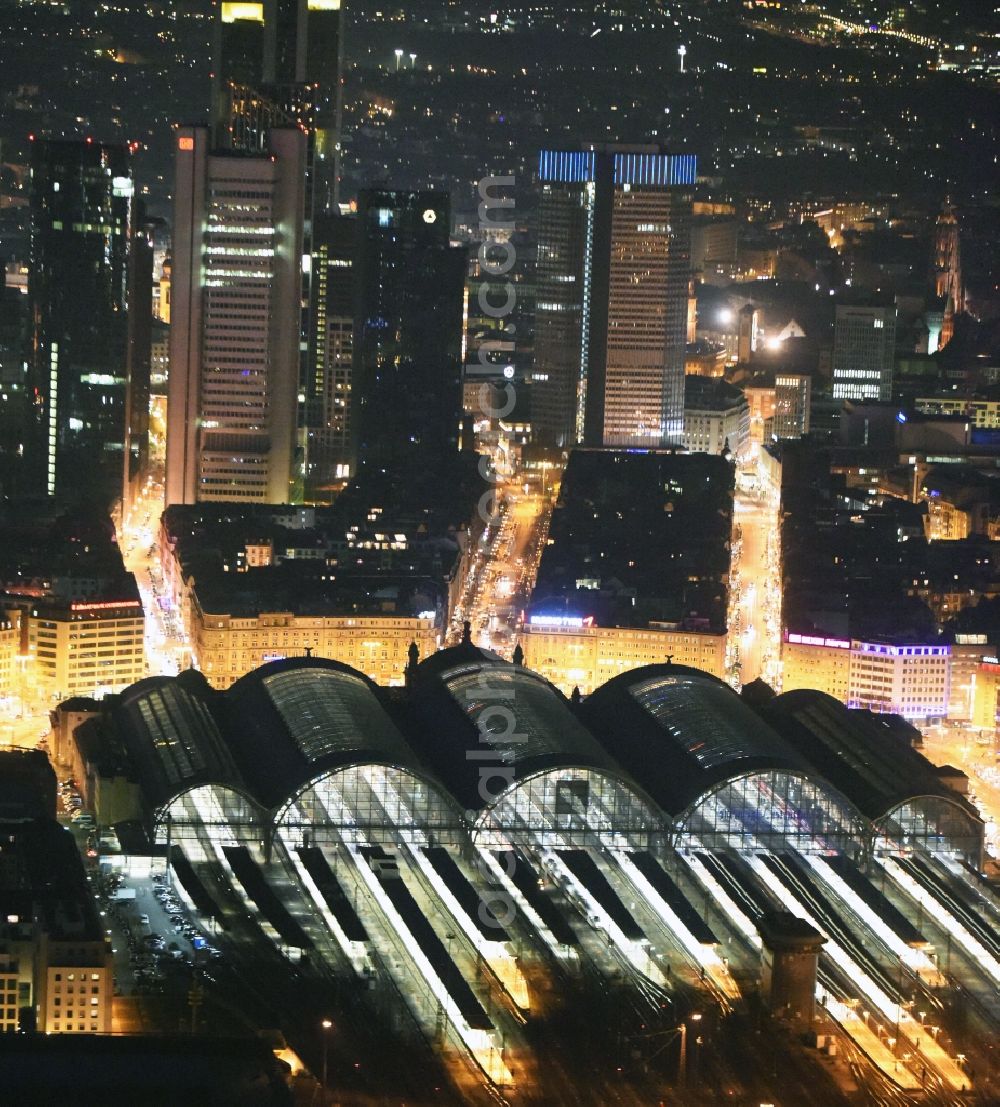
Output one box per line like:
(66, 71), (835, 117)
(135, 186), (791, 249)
(25, 597), (145, 700)
(27, 139), (144, 502)
(214, 0), (343, 213)
(533, 147), (695, 448)
(781, 633), (851, 702)
(191, 607), (439, 690)
(774, 373), (811, 439)
(521, 618), (727, 695)
(831, 304), (896, 403)
(0, 617), (16, 704)
(165, 126), (306, 505)
(931, 200), (964, 351)
(782, 632), (950, 722)
(915, 396), (1000, 428)
(973, 656), (1000, 733)
(682, 376), (749, 459)
(1, 819), (114, 1036)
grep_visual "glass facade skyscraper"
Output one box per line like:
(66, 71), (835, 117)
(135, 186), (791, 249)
(27, 138), (140, 502)
(534, 146), (695, 449)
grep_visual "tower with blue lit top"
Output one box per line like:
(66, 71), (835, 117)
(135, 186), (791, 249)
(534, 145), (695, 450)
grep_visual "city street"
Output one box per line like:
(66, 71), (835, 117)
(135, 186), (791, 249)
(921, 726), (1000, 861)
(121, 475), (191, 680)
(452, 473), (555, 658)
(729, 475), (782, 689)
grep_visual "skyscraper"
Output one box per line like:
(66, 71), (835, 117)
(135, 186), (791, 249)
(533, 146), (695, 449)
(213, 0), (343, 212)
(353, 190), (467, 463)
(212, 1), (266, 144)
(831, 303), (896, 403)
(27, 138), (143, 503)
(303, 209), (355, 494)
(212, 0), (345, 499)
(165, 126), (306, 506)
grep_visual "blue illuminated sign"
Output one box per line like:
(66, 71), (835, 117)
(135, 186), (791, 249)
(538, 149), (697, 187)
(613, 152), (697, 186)
(538, 150), (596, 183)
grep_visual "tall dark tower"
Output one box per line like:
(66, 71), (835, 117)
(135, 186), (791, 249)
(533, 146), (695, 449)
(213, 0), (344, 211)
(27, 138), (139, 504)
(304, 209), (356, 496)
(212, 2), (267, 146)
(353, 190), (467, 464)
(122, 208), (155, 522)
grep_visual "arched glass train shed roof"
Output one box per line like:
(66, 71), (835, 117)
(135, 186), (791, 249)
(408, 645), (648, 815)
(762, 690), (983, 848)
(115, 671), (247, 815)
(225, 657), (429, 809)
(581, 665), (823, 820)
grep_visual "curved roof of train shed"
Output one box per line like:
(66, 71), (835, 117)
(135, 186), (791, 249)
(223, 656), (440, 809)
(113, 670), (256, 816)
(407, 645), (654, 815)
(115, 659), (453, 818)
(762, 689), (984, 827)
(581, 664), (847, 821)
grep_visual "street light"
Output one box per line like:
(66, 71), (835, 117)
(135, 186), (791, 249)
(677, 1013), (701, 1086)
(409, 52), (417, 69)
(394, 48), (403, 71)
(321, 1019), (333, 1093)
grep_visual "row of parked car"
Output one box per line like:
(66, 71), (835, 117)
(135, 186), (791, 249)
(58, 778), (94, 830)
(151, 874), (223, 962)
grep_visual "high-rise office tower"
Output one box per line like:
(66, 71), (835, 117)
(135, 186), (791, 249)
(212, 0), (345, 499)
(165, 126), (305, 506)
(533, 146), (695, 449)
(213, 0), (343, 213)
(304, 209), (355, 494)
(27, 138), (145, 503)
(831, 303), (897, 403)
(353, 190), (467, 463)
(212, 1), (266, 144)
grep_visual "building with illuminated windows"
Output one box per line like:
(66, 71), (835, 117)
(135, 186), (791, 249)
(831, 303), (896, 403)
(0, 616), (16, 705)
(19, 596), (146, 701)
(165, 125), (306, 506)
(27, 138), (148, 503)
(521, 616), (727, 695)
(0, 817), (113, 1036)
(782, 632), (950, 723)
(533, 146), (695, 448)
(303, 210), (355, 495)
